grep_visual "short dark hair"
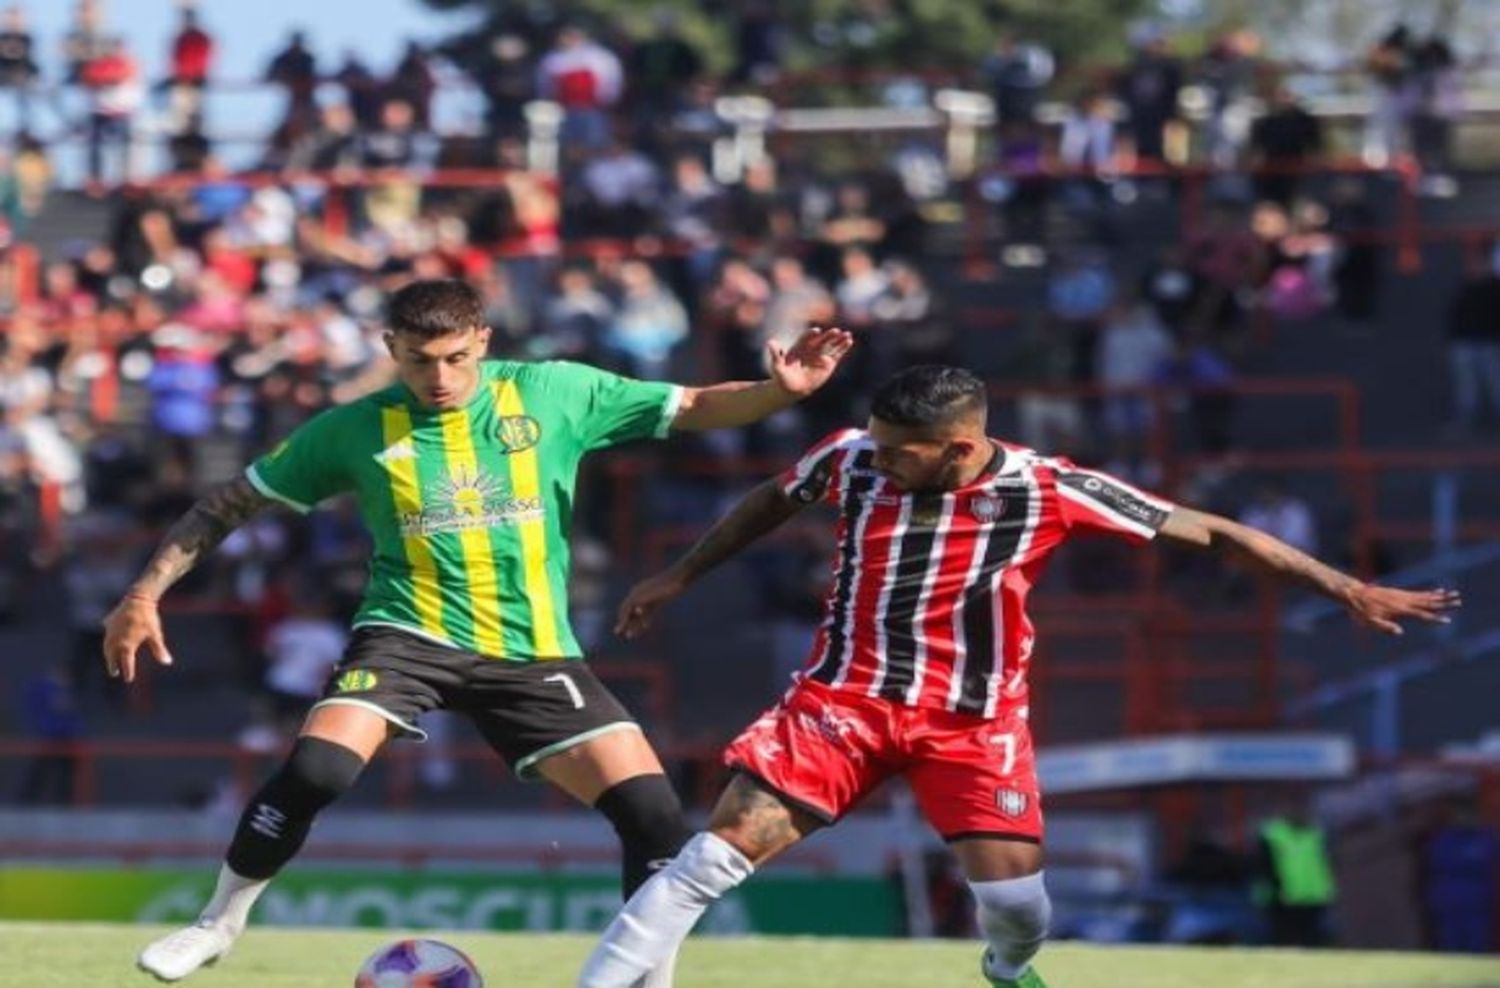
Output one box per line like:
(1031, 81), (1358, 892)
(871, 365), (987, 428)
(386, 279), (486, 339)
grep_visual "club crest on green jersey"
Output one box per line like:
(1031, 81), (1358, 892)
(495, 415), (541, 453)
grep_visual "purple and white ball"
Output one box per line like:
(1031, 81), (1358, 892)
(354, 938), (485, 987)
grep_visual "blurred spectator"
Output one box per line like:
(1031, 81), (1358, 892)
(659, 153), (724, 288)
(1184, 202), (1262, 339)
(333, 49), (382, 131)
(539, 266), (613, 361)
(1141, 244), (1198, 335)
(629, 9), (703, 133)
(166, 4), (214, 136)
(15, 665), (80, 805)
(1198, 29), (1261, 167)
(1364, 24), (1415, 166)
(0, 5), (38, 136)
(1411, 36), (1461, 197)
(1005, 316), (1085, 456)
(264, 29), (318, 132)
(262, 593), (346, 733)
(707, 256), (771, 380)
(1444, 245), (1500, 435)
(286, 102), (362, 173)
(61, 0), (109, 84)
(80, 36), (142, 188)
(872, 260), (945, 369)
(1248, 88), (1323, 207)
(473, 33), (533, 139)
(1046, 248), (1117, 383)
(605, 259), (688, 379)
(730, 0), (781, 85)
(1238, 482), (1318, 556)
(146, 325), (220, 445)
(761, 255), (834, 359)
(1097, 297), (1173, 479)
(1421, 797), (1498, 953)
(1059, 89), (1117, 173)
(361, 98), (434, 171)
(537, 25), (622, 151)
(1255, 800), (1336, 947)
(577, 137), (659, 238)
(1154, 333), (1236, 455)
(980, 31), (1054, 134)
(1117, 25), (1182, 165)
(389, 41), (437, 131)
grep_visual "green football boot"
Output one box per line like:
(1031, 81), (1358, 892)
(981, 949), (1048, 987)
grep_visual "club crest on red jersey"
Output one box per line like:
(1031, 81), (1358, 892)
(970, 495), (1005, 521)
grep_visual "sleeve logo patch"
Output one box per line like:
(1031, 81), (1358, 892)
(495, 415), (542, 453)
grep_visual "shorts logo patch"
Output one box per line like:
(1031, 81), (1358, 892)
(336, 669), (379, 693)
(495, 415), (542, 453)
(996, 788), (1029, 818)
(970, 495), (1004, 521)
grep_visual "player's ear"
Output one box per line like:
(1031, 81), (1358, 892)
(473, 324), (492, 349)
(383, 331), (399, 356)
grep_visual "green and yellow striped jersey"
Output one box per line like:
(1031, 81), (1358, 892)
(246, 360), (681, 660)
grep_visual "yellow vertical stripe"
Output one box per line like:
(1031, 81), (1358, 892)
(380, 407), (446, 640)
(496, 380), (562, 656)
(439, 408), (507, 657)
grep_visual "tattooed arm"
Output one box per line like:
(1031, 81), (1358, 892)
(614, 479), (806, 639)
(103, 476), (279, 682)
(1158, 507), (1461, 634)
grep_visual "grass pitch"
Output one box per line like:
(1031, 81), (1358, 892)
(3, 922), (1498, 987)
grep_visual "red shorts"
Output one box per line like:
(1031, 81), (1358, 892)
(723, 678), (1043, 842)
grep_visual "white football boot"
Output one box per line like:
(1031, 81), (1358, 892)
(137, 919), (239, 981)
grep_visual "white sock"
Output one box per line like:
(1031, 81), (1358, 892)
(973, 871), (1050, 981)
(578, 833), (753, 988)
(198, 863), (271, 933)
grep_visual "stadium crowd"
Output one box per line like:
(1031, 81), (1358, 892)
(0, 1), (1486, 817)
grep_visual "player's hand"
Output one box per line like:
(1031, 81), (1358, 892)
(102, 594), (175, 683)
(615, 571), (689, 640)
(1344, 584), (1462, 635)
(767, 326), (855, 397)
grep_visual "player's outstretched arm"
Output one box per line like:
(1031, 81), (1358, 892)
(669, 326), (854, 432)
(616, 478), (806, 639)
(1158, 506), (1462, 634)
(102, 476), (279, 683)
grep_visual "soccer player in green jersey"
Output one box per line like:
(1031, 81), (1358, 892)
(103, 278), (854, 983)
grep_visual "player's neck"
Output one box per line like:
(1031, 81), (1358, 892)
(946, 440), (1002, 491)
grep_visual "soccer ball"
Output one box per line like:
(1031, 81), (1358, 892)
(354, 938), (485, 987)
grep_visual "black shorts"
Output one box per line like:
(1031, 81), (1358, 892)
(315, 625), (639, 780)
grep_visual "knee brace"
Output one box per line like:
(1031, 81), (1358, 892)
(594, 773), (693, 897)
(972, 871), (1051, 981)
(226, 737), (366, 879)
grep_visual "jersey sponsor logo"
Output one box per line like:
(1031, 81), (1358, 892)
(970, 495), (1005, 521)
(995, 788), (1029, 818)
(336, 669), (379, 693)
(495, 415), (542, 453)
(1058, 471), (1168, 528)
(401, 466), (545, 537)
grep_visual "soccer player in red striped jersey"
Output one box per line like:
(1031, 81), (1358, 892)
(577, 365), (1460, 988)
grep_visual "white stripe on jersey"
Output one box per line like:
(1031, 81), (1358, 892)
(827, 473), (880, 690)
(946, 487), (999, 711)
(904, 495), (957, 707)
(983, 465), (1043, 719)
(867, 495), (912, 698)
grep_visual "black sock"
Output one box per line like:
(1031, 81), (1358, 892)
(225, 737), (366, 880)
(594, 773), (693, 897)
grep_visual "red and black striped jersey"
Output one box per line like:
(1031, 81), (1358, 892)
(778, 429), (1176, 719)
